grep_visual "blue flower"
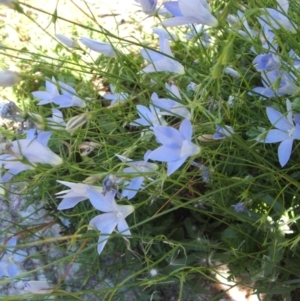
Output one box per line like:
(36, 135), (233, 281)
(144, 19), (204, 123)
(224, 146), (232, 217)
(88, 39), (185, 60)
(140, 32), (184, 74)
(116, 152), (158, 199)
(130, 105), (166, 128)
(151, 83), (191, 120)
(163, 0), (218, 28)
(252, 69), (299, 98)
(87, 189), (134, 255)
(146, 119), (200, 175)
(257, 99), (300, 167)
(103, 85), (129, 106)
(0, 130), (62, 182)
(253, 53), (281, 71)
(32, 77), (59, 105)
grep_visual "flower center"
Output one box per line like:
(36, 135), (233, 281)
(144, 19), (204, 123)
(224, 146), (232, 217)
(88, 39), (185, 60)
(288, 127), (296, 137)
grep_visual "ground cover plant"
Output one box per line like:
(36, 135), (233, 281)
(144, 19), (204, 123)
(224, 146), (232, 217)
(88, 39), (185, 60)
(1, 0), (300, 300)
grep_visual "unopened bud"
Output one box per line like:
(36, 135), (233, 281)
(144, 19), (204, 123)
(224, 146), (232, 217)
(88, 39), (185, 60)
(0, 70), (20, 87)
(66, 112), (89, 134)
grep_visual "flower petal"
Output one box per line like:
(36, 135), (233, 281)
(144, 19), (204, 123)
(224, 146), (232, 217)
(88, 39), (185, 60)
(278, 138), (293, 167)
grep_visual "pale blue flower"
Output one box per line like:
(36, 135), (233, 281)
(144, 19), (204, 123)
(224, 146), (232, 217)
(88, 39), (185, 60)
(80, 37), (117, 58)
(151, 83), (191, 120)
(252, 69), (299, 97)
(130, 105), (167, 128)
(55, 34), (79, 49)
(260, 8), (296, 33)
(191, 161), (210, 183)
(253, 53), (281, 71)
(116, 152), (158, 199)
(140, 32), (184, 74)
(0, 130), (62, 182)
(257, 99), (300, 167)
(163, 0), (218, 27)
(103, 85), (128, 105)
(32, 77), (59, 105)
(146, 119), (200, 176)
(87, 188), (134, 255)
(56, 181), (103, 210)
(0, 236), (27, 278)
(52, 81), (86, 108)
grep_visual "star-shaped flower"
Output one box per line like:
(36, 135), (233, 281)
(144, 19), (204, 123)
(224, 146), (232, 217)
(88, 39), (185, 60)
(0, 130), (62, 182)
(140, 32), (184, 74)
(56, 181), (103, 210)
(87, 189), (134, 255)
(146, 119), (200, 175)
(257, 99), (300, 167)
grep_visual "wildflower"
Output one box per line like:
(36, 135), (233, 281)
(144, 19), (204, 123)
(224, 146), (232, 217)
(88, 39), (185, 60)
(87, 188), (134, 255)
(253, 53), (281, 71)
(140, 32), (184, 74)
(55, 34), (79, 49)
(56, 181), (103, 210)
(257, 99), (300, 167)
(0, 236), (27, 277)
(46, 108), (66, 130)
(213, 125), (234, 140)
(130, 105), (167, 128)
(24, 281), (53, 294)
(52, 81), (86, 108)
(146, 119), (200, 176)
(103, 84), (128, 105)
(65, 112), (89, 134)
(0, 70), (20, 87)
(260, 8), (296, 33)
(135, 0), (157, 15)
(116, 152), (158, 199)
(32, 77), (60, 105)
(151, 83), (191, 120)
(0, 130), (62, 182)
(277, 0), (289, 13)
(163, 0), (218, 28)
(252, 69), (299, 97)
(80, 37), (117, 58)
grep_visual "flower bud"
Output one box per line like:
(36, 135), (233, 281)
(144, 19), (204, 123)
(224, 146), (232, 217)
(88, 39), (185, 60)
(66, 112), (89, 134)
(24, 281), (53, 294)
(0, 70), (20, 87)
